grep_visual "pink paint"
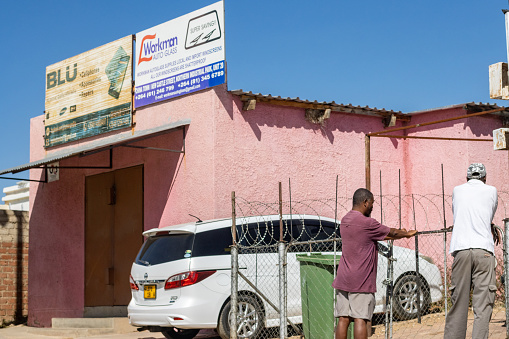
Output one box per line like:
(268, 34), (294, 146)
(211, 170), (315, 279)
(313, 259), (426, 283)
(28, 85), (509, 326)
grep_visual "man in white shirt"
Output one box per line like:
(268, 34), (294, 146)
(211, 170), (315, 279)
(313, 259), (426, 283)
(444, 163), (498, 339)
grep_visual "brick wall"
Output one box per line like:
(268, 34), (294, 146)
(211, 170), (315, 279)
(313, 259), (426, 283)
(0, 210), (28, 325)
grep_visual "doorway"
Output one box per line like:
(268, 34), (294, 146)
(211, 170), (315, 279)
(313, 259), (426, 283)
(85, 165), (143, 307)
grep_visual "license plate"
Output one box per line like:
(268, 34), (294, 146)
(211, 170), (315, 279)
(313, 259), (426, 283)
(144, 285), (156, 299)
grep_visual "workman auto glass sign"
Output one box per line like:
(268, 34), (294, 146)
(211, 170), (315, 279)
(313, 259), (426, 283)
(135, 1), (225, 108)
(44, 36), (133, 148)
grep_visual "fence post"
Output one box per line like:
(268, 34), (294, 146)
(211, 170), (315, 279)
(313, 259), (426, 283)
(504, 218), (509, 339)
(230, 192), (238, 339)
(279, 241), (287, 339)
(415, 233), (421, 323)
(230, 245), (238, 339)
(443, 231), (448, 317)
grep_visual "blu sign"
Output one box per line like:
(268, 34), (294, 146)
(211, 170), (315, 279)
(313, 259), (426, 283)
(135, 1), (225, 108)
(45, 36), (133, 147)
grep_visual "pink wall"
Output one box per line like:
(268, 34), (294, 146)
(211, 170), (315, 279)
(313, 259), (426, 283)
(28, 85), (509, 326)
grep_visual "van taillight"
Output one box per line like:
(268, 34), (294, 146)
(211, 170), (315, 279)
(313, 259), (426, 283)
(164, 271), (216, 290)
(130, 275), (139, 290)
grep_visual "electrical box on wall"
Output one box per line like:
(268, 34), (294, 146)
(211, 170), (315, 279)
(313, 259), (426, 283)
(494, 128), (509, 150)
(489, 62), (509, 100)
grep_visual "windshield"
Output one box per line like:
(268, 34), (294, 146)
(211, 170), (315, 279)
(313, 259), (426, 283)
(135, 233), (195, 266)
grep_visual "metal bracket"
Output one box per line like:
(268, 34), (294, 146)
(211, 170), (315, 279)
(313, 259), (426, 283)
(120, 125), (186, 153)
(0, 149), (113, 184)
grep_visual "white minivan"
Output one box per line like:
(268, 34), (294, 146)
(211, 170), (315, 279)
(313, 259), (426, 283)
(128, 215), (442, 339)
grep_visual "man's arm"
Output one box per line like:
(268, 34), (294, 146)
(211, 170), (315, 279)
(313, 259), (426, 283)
(384, 228), (417, 240)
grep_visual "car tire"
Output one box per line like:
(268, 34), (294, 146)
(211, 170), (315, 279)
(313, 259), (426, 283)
(393, 274), (431, 320)
(161, 328), (200, 339)
(217, 295), (264, 339)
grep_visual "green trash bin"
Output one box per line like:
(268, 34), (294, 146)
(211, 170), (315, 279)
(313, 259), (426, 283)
(296, 253), (353, 339)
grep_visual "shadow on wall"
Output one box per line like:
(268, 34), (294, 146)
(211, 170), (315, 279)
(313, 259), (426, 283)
(137, 130), (186, 228)
(227, 97), (505, 147)
(224, 93), (405, 145)
(231, 95), (342, 143)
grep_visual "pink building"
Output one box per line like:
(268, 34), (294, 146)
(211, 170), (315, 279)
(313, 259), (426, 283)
(2, 84), (507, 326)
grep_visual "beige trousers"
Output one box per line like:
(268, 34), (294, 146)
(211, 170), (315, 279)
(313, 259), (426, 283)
(443, 249), (497, 339)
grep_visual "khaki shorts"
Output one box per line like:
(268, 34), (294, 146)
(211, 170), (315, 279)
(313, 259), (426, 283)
(334, 289), (375, 320)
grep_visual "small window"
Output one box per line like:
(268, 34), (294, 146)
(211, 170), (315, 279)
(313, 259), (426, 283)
(193, 227), (233, 257)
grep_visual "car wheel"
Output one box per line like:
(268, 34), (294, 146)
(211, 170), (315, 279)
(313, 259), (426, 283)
(217, 295), (264, 339)
(393, 274), (430, 320)
(161, 328), (200, 339)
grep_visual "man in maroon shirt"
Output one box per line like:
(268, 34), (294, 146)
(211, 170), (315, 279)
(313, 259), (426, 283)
(332, 188), (417, 339)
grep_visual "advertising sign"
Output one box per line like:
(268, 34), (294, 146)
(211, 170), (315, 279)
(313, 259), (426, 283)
(45, 36), (133, 148)
(135, 1), (225, 108)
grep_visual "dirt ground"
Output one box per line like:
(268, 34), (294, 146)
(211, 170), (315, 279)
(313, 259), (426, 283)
(370, 306), (507, 339)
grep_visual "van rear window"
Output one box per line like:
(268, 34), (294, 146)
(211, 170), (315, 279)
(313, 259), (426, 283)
(193, 227), (233, 257)
(135, 234), (194, 266)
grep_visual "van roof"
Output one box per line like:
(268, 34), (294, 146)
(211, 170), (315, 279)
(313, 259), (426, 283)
(142, 214), (338, 237)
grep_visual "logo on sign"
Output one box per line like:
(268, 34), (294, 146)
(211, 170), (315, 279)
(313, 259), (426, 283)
(138, 34), (178, 65)
(185, 10), (222, 49)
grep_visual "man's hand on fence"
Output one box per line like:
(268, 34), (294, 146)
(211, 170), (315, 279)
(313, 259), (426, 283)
(491, 223), (502, 246)
(404, 229), (418, 238)
(385, 228), (418, 240)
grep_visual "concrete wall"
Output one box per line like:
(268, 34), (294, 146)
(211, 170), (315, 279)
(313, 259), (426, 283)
(0, 210), (28, 325)
(27, 85), (509, 326)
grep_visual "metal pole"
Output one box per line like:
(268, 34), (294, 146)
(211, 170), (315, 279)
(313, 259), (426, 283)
(368, 107), (507, 137)
(398, 169), (401, 230)
(289, 178), (293, 240)
(380, 171), (383, 223)
(504, 218), (509, 338)
(279, 242), (287, 339)
(230, 245), (238, 339)
(380, 171), (389, 339)
(505, 10), (509, 64)
(278, 183), (287, 339)
(441, 164), (448, 316)
(370, 134), (492, 142)
(415, 234), (422, 324)
(412, 194), (417, 231)
(388, 242), (394, 339)
(232, 191), (237, 246)
(412, 194), (422, 323)
(365, 135), (371, 190)
(503, 27), (509, 335)
(279, 182), (283, 242)
(334, 175), (338, 323)
(230, 191), (238, 339)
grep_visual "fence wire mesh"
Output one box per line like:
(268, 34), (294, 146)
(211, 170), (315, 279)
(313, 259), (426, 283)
(229, 191), (509, 339)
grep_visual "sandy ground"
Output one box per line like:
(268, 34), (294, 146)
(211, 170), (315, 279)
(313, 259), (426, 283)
(1, 307), (508, 338)
(370, 306), (507, 339)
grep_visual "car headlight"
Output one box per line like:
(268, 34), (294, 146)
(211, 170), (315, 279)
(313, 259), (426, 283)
(419, 254), (434, 265)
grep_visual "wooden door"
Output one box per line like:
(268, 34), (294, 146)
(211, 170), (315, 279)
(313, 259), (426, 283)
(85, 165), (143, 306)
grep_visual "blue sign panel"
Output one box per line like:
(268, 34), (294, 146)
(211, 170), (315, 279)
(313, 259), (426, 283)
(134, 61), (224, 107)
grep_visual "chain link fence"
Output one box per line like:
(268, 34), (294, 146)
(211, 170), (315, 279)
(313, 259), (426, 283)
(228, 189), (509, 339)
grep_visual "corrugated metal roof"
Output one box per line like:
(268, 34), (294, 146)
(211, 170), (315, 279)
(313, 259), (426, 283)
(230, 89), (405, 117)
(231, 91), (509, 121)
(407, 102), (509, 116)
(0, 119), (191, 176)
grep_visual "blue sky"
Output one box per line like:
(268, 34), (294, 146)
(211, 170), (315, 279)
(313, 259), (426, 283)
(0, 1), (507, 194)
